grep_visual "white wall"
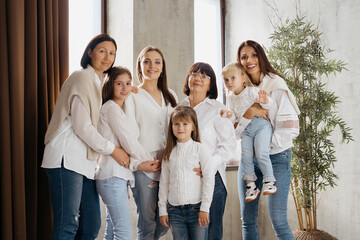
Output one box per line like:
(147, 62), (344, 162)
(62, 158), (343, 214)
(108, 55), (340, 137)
(224, 0), (360, 239)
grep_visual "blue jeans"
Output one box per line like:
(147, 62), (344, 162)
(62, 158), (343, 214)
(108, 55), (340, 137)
(241, 117), (275, 182)
(131, 170), (168, 240)
(46, 164), (101, 240)
(208, 171), (227, 240)
(238, 149), (294, 240)
(168, 203), (208, 240)
(96, 177), (132, 240)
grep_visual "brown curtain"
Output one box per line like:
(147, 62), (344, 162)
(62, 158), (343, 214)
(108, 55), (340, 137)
(0, 0), (68, 239)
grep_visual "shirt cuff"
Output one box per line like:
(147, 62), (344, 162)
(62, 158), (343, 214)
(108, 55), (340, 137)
(200, 202), (211, 213)
(159, 206), (168, 216)
(104, 142), (115, 155)
(129, 157), (142, 172)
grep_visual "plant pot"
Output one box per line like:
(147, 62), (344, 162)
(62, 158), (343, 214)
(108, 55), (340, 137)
(293, 229), (338, 240)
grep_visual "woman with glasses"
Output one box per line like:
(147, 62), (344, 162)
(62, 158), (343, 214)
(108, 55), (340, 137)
(179, 62), (236, 240)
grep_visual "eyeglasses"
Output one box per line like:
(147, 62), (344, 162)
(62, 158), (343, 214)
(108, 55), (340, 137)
(189, 72), (210, 81)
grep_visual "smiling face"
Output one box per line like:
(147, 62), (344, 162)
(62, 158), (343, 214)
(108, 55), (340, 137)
(172, 117), (194, 143)
(88, 41), (116, 77)
(113, 73), (132, 106)
(139, 50), (163, 81)
(223, 69), (247, 95)
(239, 46), (261, 82)
(188, 71), (211, 98)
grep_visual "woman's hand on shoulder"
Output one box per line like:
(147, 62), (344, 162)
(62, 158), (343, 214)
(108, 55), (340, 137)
(137, 158), (161, 172)
(131, 86), (139, 94)
(243, 103), (269, 120)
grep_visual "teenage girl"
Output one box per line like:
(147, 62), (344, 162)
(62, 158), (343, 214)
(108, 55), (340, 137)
(96, 66), (156, 240)
(158, 105), (216, 240)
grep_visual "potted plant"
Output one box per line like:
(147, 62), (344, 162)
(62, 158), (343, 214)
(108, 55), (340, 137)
(265, 14), (353, 239)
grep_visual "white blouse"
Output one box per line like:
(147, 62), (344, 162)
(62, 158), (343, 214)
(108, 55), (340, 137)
(179, 97), (236, 189)
(158, 139), (216, 216)
(42, 74), (114, 179)
(125, 88), (178, 180)
(236, 89), (299, 155)
(96, 100), (154, 186)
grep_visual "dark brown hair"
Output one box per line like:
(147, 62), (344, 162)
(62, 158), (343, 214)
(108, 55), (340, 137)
(80, 33), (117, 72)
(183, 62), (218, 99)
(162, 106), (200, 161)
(236, 40), (280, 83)
(102, 66), (132, 104)
(136, 46), (177, 107)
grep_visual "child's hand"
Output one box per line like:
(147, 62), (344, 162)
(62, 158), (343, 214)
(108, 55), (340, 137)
(131, 86), (139, 94)
(198, 211), (209, 227)
(256, 90), (269, 104)
(193, 168), (203, 178)
(220, 110), (232, 119)
(160, 215), (170, 228)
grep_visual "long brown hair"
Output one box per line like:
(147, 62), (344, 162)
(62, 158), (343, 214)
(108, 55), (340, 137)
(162, 106), (200, 161)
(136, 46), (177, 107)
(236, 40), (281, 83)
(102, 66), (132, 104)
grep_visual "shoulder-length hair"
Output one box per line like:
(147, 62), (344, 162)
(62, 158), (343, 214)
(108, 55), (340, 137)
(136, 46), (177, 107)
(236, 40), (281, 81)
(183, 62), (218, 99)
(162, 106), (200, 161)
(80, 33), (117, 72)
(102, 66), (132, 103)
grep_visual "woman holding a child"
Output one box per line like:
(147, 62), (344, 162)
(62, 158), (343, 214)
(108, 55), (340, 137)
(236, 40), (300, 240)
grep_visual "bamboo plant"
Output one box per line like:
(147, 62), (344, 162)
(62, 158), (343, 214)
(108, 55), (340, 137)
(265, 15), (353, 232)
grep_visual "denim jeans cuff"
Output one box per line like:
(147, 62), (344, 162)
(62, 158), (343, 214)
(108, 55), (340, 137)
(263, 175), (276, 182)
(241, 173), (257, 181)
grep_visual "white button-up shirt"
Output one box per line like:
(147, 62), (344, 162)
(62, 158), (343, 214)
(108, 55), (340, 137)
(42, 73), (115, 179)
(158, 139), (216, 216)
(96, 100), (154, 186)
(125, 89), (177, 180)
(179, 97), (236, 189)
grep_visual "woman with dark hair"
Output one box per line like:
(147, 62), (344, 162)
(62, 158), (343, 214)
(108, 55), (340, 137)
(236, 40), (300, 240)
(42, 34), (128, 239)
(125, 46), (177, 240)
(179, 62), (236, 240)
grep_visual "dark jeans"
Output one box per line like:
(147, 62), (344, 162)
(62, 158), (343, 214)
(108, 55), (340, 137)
(46, 164), (101, 240)
(168, 202), (208, 240)
(208, 171), (227, 240)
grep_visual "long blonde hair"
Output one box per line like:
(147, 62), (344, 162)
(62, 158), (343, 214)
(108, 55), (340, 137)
(162, 106), (200, 161)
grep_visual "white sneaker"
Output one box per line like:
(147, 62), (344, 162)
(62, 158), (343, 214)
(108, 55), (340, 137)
(263, 182), (277, 195)
(245, 184), (260, 203)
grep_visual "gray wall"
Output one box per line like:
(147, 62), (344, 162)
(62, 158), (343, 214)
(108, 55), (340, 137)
(224, 0), (360, 239)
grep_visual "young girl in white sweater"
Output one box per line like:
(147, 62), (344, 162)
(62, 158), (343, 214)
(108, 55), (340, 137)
(96, 66), (155, 240)
(158, 106), (216, 240)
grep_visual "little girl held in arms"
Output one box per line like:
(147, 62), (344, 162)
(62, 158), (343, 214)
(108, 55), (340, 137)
(221, 62), (277, 203)
(158, 106), (216, 240)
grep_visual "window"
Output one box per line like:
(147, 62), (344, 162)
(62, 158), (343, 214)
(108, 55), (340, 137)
(69, 0), (102, 73)
(194, 0), (223, 102)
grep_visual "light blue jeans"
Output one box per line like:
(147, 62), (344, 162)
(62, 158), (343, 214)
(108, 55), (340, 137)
(241, 117), (275, 182)
(96, 177), (132, 240)
(168, 202), (208, 240)
(131, 170), (168, 240)
(238, 149), (294, 240)
(46, 162), (101, 240)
